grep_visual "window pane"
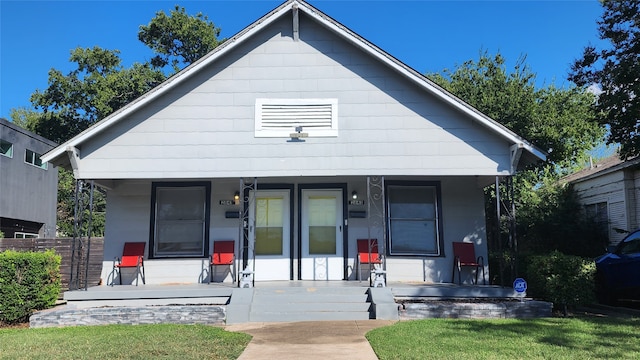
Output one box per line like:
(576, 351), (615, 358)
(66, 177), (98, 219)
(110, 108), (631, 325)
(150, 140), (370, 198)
(255, 197), (284, 255)
(157, 188), (205, 220)
(154, 186), (207, 257)
(156, 221), (204, 255)
(389, 186), (435, 219)
(0, 140), (12, 157)
(390, 220), (437, 254)
(308, 196), (336, 255)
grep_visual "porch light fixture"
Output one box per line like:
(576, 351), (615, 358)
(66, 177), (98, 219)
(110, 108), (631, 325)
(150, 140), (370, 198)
(234, 191), (240, 203)
(352, 191), (358, 200)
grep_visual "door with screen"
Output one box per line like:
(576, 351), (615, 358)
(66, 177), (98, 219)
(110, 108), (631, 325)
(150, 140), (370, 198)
(300, 189), (344, 280)
(248, 190), (291, 280)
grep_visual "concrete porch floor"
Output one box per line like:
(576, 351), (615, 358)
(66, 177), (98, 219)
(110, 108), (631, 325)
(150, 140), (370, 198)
(62, 280), (520, 308)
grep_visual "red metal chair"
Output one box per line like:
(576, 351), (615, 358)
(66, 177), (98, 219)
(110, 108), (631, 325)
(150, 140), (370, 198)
(210, 240), (235, 283)
(356, 239), (383, 284)
(451, 241), (485, 285)
(112, 242), (146, 286)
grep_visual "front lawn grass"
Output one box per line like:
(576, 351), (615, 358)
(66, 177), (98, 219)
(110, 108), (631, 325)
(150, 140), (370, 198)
(367, 316), (640, 359)
(0, 324), (251, 360)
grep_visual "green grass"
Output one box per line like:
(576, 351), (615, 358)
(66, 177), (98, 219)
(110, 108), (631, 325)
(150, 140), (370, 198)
(0, 324), (251, 360)
(367, 316), (640, 359)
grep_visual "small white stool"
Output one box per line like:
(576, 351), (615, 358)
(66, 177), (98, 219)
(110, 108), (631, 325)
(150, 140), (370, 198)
(239, 268), (254, 288)
(372, 268), (386, 288)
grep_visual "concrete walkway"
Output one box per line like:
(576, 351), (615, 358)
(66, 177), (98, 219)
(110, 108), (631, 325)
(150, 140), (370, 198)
(226, 320), (397, 360)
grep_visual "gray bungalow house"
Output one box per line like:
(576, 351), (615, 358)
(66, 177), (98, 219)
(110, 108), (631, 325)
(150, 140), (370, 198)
(42, 0), (545, 286)
(1, 118), (58, 238)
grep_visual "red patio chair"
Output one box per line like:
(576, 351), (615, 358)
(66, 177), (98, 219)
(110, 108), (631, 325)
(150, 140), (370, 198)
(356, 239), (383, 284)
(210, 240), (235, 283)
(112, 242), (146, 286)
(451, 241), (485, 285)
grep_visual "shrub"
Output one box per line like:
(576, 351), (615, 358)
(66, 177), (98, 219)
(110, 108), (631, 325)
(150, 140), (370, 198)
(524, 251), (595, 313)
(0, 249), (61, 324)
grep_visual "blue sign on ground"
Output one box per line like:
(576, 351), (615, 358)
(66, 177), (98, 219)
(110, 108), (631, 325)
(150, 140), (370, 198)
(513, 278), (527, 293)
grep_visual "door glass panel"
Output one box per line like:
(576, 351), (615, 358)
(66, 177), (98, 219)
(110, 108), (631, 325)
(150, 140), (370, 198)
(308, 196), (337, 255)
(255, 197), (284, 255)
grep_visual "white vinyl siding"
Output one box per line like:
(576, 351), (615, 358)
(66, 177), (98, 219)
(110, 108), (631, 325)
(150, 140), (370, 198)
(255, 98), (338, 137)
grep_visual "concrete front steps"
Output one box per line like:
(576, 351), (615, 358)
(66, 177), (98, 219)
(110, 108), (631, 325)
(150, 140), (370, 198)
(224, 286), (400, 324)
(250, 286), (372, 322)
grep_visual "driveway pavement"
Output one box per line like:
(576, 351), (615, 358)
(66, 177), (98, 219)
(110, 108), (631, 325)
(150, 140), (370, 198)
(226, 320), (397, 360)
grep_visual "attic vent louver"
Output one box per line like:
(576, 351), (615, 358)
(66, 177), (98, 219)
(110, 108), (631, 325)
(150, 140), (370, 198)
(255, 99), (338, 137)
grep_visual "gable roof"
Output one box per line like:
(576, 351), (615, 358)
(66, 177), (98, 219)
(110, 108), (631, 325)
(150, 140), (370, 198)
(563, 155), (640, 184)
(42, 0), (546, 168)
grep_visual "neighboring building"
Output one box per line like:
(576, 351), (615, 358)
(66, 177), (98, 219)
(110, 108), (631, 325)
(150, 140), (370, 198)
(42, 0), (545, 285)
(0, 117), (58, 238)
(564, 155), (640, 246)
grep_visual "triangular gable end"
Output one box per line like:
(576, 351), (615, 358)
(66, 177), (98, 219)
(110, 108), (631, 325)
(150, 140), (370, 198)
(42, 0), (545, 172)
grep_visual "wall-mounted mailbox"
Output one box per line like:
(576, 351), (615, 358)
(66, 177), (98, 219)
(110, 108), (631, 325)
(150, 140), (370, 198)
(349, 211), (367, 218)
(225, 211), (241, 219)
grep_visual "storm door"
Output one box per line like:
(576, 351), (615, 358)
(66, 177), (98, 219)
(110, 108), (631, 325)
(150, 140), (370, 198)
(248, 190), (291, 280)
(300, 189), (344, 280)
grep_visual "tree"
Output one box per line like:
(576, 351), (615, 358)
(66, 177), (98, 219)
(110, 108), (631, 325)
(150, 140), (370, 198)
(569, 0), (640, 159)
(138, 5), (223, 73)
(29, 47), (165, 144)
(9, 107), (40, 130)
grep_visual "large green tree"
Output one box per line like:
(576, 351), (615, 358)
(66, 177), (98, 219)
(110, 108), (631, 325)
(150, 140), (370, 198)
(138, 5), (224, 73)
(569, 0), (640, 158)
(15, 6), (224, 236)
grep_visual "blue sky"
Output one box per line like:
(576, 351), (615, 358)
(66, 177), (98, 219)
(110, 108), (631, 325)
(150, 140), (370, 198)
(0, 0), (605, 119)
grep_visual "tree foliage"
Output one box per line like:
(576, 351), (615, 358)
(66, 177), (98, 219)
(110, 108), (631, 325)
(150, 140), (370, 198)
(138, 5), (223, 73)
(430, 52), (608, 281)
(429, 52), (605, 168)
(569, 0), (640, 158)
(29, 47), (165, 144)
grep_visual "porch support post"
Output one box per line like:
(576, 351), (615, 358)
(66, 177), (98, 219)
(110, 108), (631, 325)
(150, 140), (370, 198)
(366, 176), (386, 287)
(238, 177), (257, 288)
(495, 176), (504, 286)
(508, 175), (518, 277)
(70, 179), (95, 291)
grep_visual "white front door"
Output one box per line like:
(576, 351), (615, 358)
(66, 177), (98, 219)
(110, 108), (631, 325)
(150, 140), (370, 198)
(300, 189), (344, 280)
(248, 190), (291, 281)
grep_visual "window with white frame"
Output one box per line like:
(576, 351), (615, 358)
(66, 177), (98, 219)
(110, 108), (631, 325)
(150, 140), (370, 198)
(15, 232), (38, 239)
(150, 182), (211, 258)
(24, 149), (47, 169)
(386, 182), (442, 256)
(0, 140), (13, 158)
(255, 98), (338, 137)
